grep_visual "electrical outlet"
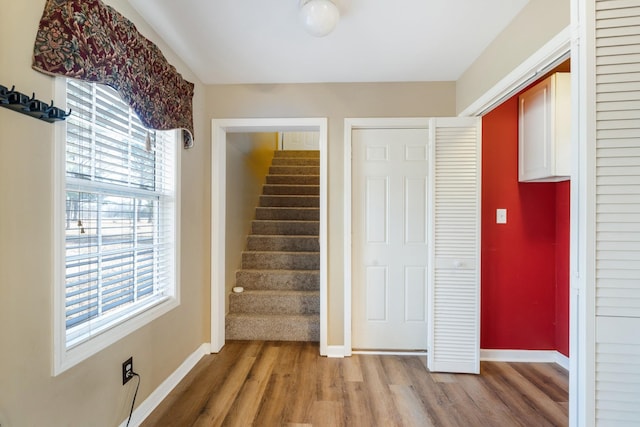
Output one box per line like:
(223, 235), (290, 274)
(122, 357), (134, 385)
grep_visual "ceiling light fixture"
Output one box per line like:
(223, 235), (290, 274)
(299, 0), (340, 37)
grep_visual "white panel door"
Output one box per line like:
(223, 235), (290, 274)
(352, 128), (429, 350)
(280, 131), (319, 150)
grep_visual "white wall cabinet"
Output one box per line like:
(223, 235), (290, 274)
(518, 72), (571, 182)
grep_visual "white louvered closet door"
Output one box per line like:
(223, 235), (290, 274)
(428, 118), (481, 374)
(593, 1), (640, 423)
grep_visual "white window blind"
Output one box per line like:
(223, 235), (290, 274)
(63, 79), (177, 349)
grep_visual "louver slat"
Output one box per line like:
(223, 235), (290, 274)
(595, 1), (640, 424)
(595, 1), (640, 319)
(428, 118), (480, 374)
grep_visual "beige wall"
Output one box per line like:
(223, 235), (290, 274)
(456, 0), (570, 114)
(225, 133), (277, 307)
(207, 82), (457, 343)
(0, 1), (209, 425)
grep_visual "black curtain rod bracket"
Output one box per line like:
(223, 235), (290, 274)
(1, 84), (71, 123)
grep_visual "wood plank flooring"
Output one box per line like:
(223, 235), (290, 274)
(141, 341), (568, 427)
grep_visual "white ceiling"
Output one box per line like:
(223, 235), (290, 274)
(128, 0), (530, 85)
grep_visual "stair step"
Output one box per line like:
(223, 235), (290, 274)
(271, 158), (320, 166)
(252, 220), (319, 235)
(269, 166), (320, 175)
(266, 175), (320, 185)
(274, 150), (320, 158)
(235, 270), (319, 290)
(229, 290), (319, 315)
(226, 313), (319, 341)
(242, 251), (320, 270)
(225, 149), (322, 343)
(247, 235), (319, 252)
(255, 207), (319, 221)
(260, 195), (319, 207)
(262, 184), (320, 196)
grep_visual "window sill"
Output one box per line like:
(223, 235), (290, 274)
(53, 295), (179, 376)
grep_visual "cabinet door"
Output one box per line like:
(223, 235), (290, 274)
(518, 73), (570, 182)
(519, 76), (554, 181)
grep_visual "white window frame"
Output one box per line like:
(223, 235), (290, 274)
(52, 77), (181, 375)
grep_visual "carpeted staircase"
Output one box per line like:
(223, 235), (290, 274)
(226, 150), (320, 341)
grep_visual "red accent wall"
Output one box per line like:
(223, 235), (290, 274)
(555, 181), (570, 356)
(481, 95), (570, 356)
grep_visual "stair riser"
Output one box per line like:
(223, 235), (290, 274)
(242, 252), (320, 270)
(274, 150), (320, 159)
(271, 158), (320, 166)
(226, 314), (319, 341)
(255, 207), (319, 221)
(269, 166), (320, 175)
(266, 175), (320, 185)
(260, 196), (319, 207)
(226, 149), (322, 343)
(235, 270), (319, 290)
(229, 293), (320, 315)
(262, 185), (319, 195)
(252, 221), (319, 235)
(246, 236), (319, 252)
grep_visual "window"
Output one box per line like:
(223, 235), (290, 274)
(54, 79), (179, 374)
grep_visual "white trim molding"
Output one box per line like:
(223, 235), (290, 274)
(555, 352), (570, 371)
(122, 343), (211, 427)
(211, 118), (329, 355)
(458, 26), (571, 118)
(326, 346), (346, 358)
(353, 350), (428, 357)
(480, 349), (569, 370)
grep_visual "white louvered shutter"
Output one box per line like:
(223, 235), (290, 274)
(428, 117), (481, 374)
(594, 1), (640, 423)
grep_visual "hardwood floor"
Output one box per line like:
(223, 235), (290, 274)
(141, 341), (568, 427)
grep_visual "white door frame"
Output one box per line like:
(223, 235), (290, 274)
(459, 24), (587, 426)
(458, 27), (572, 117)
(344, 117), (432, 356)
(344, 29), (573, 360)
(211, 118), (328, 355)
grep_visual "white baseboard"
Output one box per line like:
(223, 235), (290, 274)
(352, 350), (428, 357)
(481, 349), (569, 370)
(554, 351), (570, 370)
(122, 343), (211, 427)
(326, 345), (346, 358)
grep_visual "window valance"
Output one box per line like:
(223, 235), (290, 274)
(32, 0), (195, 148)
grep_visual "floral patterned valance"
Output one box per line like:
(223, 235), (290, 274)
(32, 0), (195, 148)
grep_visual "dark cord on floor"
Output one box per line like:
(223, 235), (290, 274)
(126, 372), (140, 427)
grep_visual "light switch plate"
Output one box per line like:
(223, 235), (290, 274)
(496, 208), (507, 224)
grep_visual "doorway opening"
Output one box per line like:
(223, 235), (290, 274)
(211, 118), (328, 355)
